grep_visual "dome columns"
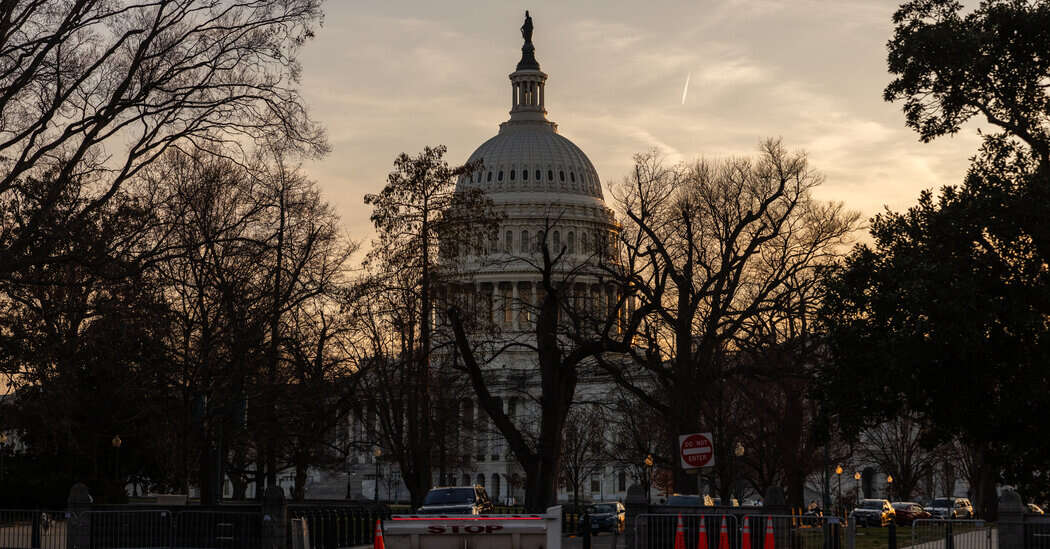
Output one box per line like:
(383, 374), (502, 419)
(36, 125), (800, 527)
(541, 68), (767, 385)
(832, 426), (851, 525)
(509, 70), (548, 121)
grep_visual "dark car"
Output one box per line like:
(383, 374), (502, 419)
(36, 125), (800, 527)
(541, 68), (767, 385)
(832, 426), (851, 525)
(891, 502), (931, 525)
(853, 499), (895, 527)
(579, 502), (625, 534)
(666, 494), (704, 506)
(417, 486), (493, 515)
(927, 497), (973, 519)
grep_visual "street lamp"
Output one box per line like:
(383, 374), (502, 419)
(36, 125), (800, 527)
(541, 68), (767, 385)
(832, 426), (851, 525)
(854, 471), (861, 504)
(112, 435), (122, 486)
(373, 448), (382, 503)
(835, 465), (843, 515)
(886, 475), (894, 501)
(643, 454), (654, 505)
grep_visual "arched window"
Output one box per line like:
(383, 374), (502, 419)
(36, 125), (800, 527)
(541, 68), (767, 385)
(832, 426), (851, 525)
(491, 474), (502, 502)
(462, 473), (471, 486)
(559, 170), (565, 181)
(581, 232), (589, 254)
(520, 231), (529, 253)
(498, 171), (503, 181)
(487, 171), (492, 182)
(548, 170), (553, 181)
(567, 232), (575, 254)
(505, 231), (513, 253)
(536, 170), (541, 180)
(570, 172), (576, 182)
(553, 231), (560, 250)
(523, 168), (528, 180)
(477, 474), (486, 488)
(510, 169), (515, 180)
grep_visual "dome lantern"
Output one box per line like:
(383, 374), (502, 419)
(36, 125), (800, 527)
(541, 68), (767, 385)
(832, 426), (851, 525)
(509, 11), (549, 124)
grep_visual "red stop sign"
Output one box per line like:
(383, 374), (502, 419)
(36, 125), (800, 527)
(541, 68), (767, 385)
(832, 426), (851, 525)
(680, 433), (713, 468)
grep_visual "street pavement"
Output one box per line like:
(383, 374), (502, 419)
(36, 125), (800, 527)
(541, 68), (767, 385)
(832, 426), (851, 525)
(563, 532), (624, 549)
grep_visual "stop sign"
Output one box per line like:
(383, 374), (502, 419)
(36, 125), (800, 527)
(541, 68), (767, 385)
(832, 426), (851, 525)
(679, 432), (715, 469)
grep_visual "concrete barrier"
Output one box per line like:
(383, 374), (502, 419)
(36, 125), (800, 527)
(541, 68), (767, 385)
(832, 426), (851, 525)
(381, 506), (563, 549)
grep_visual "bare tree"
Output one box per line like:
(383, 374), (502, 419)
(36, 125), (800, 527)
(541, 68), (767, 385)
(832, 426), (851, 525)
(601, 140), (860, 495)
(361, 145), (497, 507)
(560, 405), (606, 511)
(448, 216), (646, 512)
(859, 416), (942, 502)
(0, 0), (326, 279)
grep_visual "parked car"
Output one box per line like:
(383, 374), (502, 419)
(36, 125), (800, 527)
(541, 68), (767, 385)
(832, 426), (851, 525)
(926, 497), (973, 519)
(891, 502), (931, 525)
(853, 499), (895, 527)
(417, 486), (493, 515)
(711, 497), (739, 507)
(666, 494), (717, 506)
(579, 502), (626, 534)
(1028, 504), (1045, 515)
(666, 494), (703, 506)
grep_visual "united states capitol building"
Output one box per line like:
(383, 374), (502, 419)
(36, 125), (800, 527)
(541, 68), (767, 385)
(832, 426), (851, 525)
(330, 13), (632, 505)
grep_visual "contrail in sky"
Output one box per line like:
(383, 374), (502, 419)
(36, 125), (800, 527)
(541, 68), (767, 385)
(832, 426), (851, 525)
(681, 72), (691, 105)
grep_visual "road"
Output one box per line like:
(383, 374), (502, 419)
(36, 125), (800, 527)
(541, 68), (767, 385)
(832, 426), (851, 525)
(563, 532), (624, 549)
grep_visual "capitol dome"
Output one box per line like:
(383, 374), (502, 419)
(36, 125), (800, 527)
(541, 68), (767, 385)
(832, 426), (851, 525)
(460, 127), (604, 201)
(455, 13), (607, 208)
(448, 11), (619, 338)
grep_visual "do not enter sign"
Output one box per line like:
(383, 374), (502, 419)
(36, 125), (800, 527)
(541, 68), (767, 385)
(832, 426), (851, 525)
(679, 432), (715, 469)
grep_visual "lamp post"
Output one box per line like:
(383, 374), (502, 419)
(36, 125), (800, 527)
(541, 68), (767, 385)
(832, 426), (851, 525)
(733, 443), (745, 503)
(854, 471), (861, 504)
(835, 465), (843, 516)
(112, 435), (122, 486)
(643, 454), (654, 505)
(373, 448), (382, 503)
(886, 475), (894, 501)
(0, 433), (7, 482)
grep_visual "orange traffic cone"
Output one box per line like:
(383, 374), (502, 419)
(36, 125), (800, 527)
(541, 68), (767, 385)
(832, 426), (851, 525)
(764, 516), (775, 549)
(717, 516), (728, 549)
(741, 516), (751, 549)
(374, 519), (385, 549)
(674, 514), (686, 549)
(697, 515), (708, 549)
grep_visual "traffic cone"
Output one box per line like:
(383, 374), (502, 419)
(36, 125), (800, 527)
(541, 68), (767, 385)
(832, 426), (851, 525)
(764, 516), (774, 549)
(697, 515), (708, 549)
(717, 515), (728, 549)
(741, 516), (751, 549)
(374, 519), (385, 549)
(674, 514), (686, 549)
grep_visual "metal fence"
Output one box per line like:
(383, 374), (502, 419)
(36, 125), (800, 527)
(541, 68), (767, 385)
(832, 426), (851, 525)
(910, 519), (991, 549)
(87, 509), (263, 549)
(1024, 519), (1050, 548)
(634, 513), (846, 549)
(287, 504), (389, 549)
(0, 509), (65, 549)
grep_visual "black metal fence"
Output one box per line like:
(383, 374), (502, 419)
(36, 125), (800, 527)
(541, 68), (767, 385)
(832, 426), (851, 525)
(287, 503), (389, 549)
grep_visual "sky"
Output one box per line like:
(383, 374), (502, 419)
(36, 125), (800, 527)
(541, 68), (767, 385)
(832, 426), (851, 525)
(297, 0), (985, 243)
